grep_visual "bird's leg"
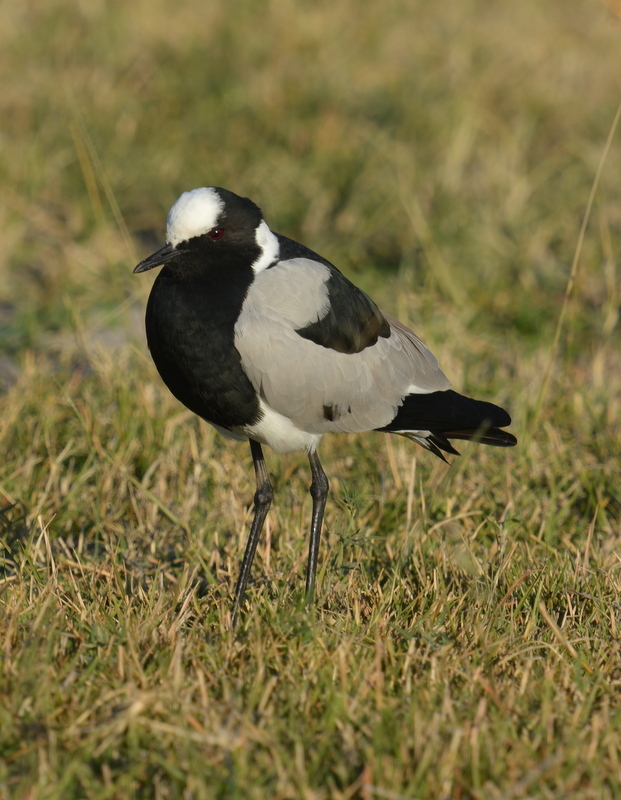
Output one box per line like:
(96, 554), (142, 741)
(305, 449), (329, 606)
(232, 439), (273, 625)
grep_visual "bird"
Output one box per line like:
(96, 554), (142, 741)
(134, 186), (517, 622)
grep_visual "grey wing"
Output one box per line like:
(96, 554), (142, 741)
(234, 258), (451, 435)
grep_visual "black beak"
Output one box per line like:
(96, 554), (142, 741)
(133, 243), (185, 273)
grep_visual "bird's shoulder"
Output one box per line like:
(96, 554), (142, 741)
(248, 234), (390, 354)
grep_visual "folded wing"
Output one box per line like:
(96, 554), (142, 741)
(234, 258), (451, 435)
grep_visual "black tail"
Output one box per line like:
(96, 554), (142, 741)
(378, 389), (517, 461)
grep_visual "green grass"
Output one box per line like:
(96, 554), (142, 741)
(1, 0), (621, 797)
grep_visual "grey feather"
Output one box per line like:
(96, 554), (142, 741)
(234, 259), (451, 435)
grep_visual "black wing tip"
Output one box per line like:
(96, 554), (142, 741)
(389, 424), (517, 463)
(425, 423), (518, 453)
(445, 427), (518, 448)
(380, 390), (517, 454)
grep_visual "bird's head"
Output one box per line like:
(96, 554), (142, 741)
(133, 187), (280, 276)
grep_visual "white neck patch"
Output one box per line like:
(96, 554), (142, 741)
(251, 220), (280, 274)
(166, 187), (224, 247)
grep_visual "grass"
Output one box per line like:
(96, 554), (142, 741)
(1, 0), (621, 797)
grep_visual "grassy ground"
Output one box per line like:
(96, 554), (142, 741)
(1, 0), (621, 797)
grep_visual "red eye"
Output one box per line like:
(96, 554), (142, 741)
(208, 228), (225, 241)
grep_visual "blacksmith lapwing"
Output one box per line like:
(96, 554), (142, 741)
(134, 187), (517, 621)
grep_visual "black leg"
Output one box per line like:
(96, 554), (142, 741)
(305, 449), (329, 605)
(232, 439), (273, 626)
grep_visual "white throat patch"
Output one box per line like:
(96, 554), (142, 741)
(251, 220), (280, 274)
(166, 188), (224, 247)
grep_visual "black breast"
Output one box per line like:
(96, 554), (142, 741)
(145, 267), (261, 430)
